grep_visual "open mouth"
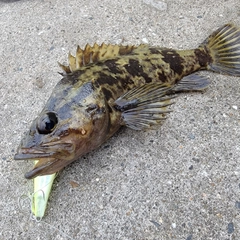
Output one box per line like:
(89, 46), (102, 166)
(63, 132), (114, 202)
(24, 158), (59, 179)
(14, 143), (75, 179)
(14, 149), (59, 178)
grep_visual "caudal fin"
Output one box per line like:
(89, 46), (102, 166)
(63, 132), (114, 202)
(201, 23), (240, 76)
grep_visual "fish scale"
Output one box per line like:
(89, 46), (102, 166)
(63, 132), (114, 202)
(60, 46), (210, 105)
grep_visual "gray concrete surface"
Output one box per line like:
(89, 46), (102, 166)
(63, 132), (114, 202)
(0, 0), (240, 239)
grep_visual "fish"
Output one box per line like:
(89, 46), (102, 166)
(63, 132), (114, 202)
(14, 23), (240, 179)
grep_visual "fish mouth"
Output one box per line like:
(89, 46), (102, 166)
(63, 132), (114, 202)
(14, 142), (75, 179)
(14, 151), (55, 160)
(24, 158), (60, 179)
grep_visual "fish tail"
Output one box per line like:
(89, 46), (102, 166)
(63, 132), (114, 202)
(201, 23), (240, 76)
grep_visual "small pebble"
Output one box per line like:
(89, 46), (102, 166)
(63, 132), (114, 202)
(235, 201), (240, 209)
(69, 181), (79, 188)
(232, 105), (238, 110)
(201, 170), (208, 177)
(186, 235), (192, 240)
(142, 37), (149, 43)
(227, 222), (234, 234)
(150, 220), (161, 228)
(38, 30), (44, 35)
(143, 0), (168, 11)
(192, 157), (200, 163)
(34, 77), (45, 88)
(188, 133), (195, 140)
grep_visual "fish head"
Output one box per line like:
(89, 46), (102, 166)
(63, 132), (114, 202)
(14, 81), (110, 179)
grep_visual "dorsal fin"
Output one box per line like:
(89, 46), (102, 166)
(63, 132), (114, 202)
(58, 43), (139, 73)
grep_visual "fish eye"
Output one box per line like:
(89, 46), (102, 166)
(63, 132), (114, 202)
(37, 112), (58, 134)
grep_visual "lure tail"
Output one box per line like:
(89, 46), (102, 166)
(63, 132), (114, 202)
(202, 23), (240, 76)
(32, 161), (56, 218)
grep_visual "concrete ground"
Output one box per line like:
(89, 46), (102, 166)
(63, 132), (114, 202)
(0, 0), (240, 239)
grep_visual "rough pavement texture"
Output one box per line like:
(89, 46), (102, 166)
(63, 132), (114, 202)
(0, 0), (240, 239)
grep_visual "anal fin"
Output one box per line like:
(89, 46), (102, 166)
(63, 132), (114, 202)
(114, 83), (174, 130)
(172, 73), (211, 92)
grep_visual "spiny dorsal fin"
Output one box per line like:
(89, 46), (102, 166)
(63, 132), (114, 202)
(59, 43), (139, 73)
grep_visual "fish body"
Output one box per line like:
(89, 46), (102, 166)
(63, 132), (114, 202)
(15, 23), (240, 179)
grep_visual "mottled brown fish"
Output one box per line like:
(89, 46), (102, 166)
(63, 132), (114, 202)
(15, 23), (240, 179)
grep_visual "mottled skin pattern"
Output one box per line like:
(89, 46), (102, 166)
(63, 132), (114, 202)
(15, 46), (212, 178)
(60, 45), (212, 136)
(14, 23), (240, 178)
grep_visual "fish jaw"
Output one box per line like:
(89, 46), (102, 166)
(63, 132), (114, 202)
(14, 142), (76, 179)
(25, 158), (64, 179)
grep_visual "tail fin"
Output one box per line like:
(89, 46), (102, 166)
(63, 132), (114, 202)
(201, 23), (240, 76)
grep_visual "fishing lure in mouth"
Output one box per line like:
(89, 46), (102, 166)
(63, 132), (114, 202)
(31, 160), (56, 218)
(15, 23), (240, 179)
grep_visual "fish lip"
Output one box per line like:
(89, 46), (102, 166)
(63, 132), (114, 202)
(24, 160), (57, 179)
(14, 142), (75, 179)
(14, 152), (55, 160)
(14, 142), (74, 160)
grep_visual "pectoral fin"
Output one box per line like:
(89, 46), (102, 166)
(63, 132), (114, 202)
(114, 83), (174, 130)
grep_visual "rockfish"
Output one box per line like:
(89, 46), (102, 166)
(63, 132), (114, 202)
(15, 23), (240, 179)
